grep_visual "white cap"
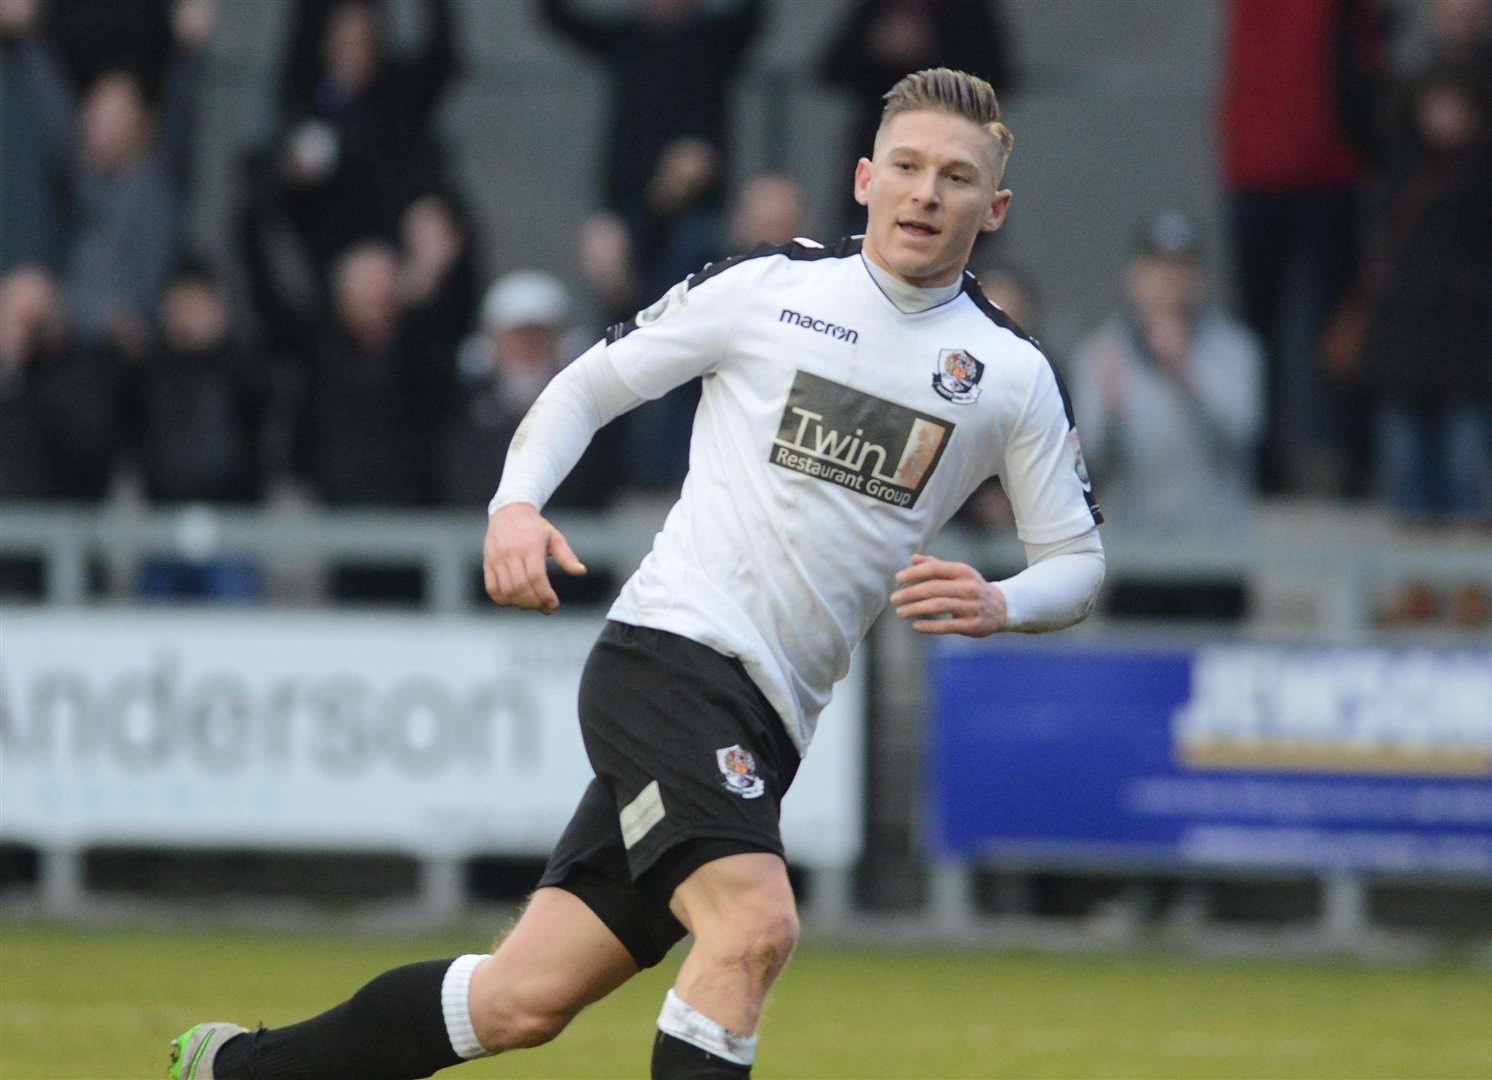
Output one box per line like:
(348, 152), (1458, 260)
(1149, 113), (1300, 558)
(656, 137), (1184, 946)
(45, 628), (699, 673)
(482, 271), (571, 332)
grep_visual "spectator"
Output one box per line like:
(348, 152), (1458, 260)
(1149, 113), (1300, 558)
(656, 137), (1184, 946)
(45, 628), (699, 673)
(39, 0), (173, 98)
(277, 0), (353, 120)
(1219, 0), (1387, 495)
(132, 260), (268, 603)
(1073, 212), (1265, 531)
(1425, 0), (1490, 76)
(299, 241), (446, 509)
(0, 267), (123, 500)
(729, 172), (807, 253)
(298, 241), (454, 604)
(0, 265), (77, 597)
(398, 189), (481, 379)
(0, 0), (65, 272)
(1, 268), (70, 497)
(272, 0), (459, 285)
(439, 270), (617, 511)
(540, 0), (765, 225)
(1345, 66), (1490, 527)
(977, 260), (1040, 336)
(576, 212), (641, 329)
(6, 0), (207, 356)
(135, 260), (266, 507)
(819, 0), (1016, 230)
(574, 142), (737, 332)
(634, 134), (725, 295)
(236, 186), (479, 500)
(440, 271), (620, 605)
(1070, 212), (1264, 618)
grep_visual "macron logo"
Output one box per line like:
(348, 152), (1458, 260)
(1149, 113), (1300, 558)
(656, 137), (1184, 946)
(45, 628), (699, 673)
(779, 308), (859, 344)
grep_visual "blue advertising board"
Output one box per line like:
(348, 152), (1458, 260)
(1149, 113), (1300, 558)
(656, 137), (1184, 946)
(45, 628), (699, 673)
(928, 642), (1492, 876)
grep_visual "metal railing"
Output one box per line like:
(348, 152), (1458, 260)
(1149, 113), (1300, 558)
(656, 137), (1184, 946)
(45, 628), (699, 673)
(3, 499), (1487, 625)
(2, 500), (1487, 938)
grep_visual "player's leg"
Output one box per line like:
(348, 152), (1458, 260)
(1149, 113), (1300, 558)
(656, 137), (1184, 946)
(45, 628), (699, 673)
(465, 884), (638, 1050)
(176, 769), (654, 1079)
(180, 885), (638, 1080)
(650, 851), (799, 1079)
(573, 623), (805, 1079)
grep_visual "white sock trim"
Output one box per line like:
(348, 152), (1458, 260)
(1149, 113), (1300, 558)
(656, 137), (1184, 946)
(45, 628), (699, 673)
(440, 954), (490, 1060)
(657, 988), (757, 1067)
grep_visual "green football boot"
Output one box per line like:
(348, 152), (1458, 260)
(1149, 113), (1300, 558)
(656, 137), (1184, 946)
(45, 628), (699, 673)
(167, 1022), (249, 1079)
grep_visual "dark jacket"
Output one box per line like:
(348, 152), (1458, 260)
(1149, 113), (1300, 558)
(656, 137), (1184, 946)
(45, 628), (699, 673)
(134, 343), (267, 504)
(437, 360), (621, 511)
(541, 0), (764, 218)
(1366, 148), (1492, 405)
(279, 0), (457, 274)
(818, 0), (1015, 227)
(300, 326), (450, 506)
(43, 0), (174, 97)
(0, 342), (124, 500)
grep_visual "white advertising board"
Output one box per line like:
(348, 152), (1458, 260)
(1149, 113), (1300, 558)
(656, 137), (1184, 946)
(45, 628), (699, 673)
(0, 610), (864, 868)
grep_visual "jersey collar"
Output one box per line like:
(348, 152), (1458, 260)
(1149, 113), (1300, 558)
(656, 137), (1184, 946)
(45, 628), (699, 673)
(858, 253), (964, 315)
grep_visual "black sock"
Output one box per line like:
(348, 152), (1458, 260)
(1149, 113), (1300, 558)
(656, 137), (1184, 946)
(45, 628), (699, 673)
(214, 958), (466, 1080)
(651, 1031), (751, 1079)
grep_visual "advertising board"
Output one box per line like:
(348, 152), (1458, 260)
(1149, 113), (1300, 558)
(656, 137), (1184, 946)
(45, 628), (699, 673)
(929, 641), (1491, 876)
(0, 610), (864, 868)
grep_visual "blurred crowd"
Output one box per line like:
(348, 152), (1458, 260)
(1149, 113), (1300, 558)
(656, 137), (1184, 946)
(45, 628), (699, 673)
(0, 0), (1487, 615)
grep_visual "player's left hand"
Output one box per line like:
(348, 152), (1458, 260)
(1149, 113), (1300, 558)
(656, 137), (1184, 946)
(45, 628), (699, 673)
(890, 554), (1007, 637)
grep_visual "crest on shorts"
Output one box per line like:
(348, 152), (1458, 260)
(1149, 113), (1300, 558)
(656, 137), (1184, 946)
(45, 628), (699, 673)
(932, 349), (985, 404)
(716, 744), (765, 800)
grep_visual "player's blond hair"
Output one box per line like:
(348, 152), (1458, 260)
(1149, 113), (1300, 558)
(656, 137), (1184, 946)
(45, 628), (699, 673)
(876, 68), (1014, 181)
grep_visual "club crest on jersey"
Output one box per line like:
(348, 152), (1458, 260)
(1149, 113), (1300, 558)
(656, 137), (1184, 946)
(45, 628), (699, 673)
(636, 279), (687, 327)
(932, 349), (985, 404)
(716, 745), (765, 799)
(1067, 428), (1092, 491)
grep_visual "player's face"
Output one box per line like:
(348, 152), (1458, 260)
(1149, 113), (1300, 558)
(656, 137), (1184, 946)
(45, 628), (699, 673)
(855, 110), (1012, 288)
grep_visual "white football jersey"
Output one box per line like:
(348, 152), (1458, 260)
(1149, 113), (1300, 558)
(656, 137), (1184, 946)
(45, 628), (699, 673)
(602, 238), (1102, 753)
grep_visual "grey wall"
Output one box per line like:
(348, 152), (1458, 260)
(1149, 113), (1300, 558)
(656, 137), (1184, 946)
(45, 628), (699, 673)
(196, 0), (1227, 355)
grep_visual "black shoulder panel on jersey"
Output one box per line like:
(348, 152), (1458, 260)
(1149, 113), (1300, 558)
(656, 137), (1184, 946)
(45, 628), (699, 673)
(604, 317), (634, 345)
(962, 274), (1066, 415)
(688, 235), (865, 291)
(962, 275), (1104, 527)
(961, 273), (1040, 349)
(606, 237), (865, 343)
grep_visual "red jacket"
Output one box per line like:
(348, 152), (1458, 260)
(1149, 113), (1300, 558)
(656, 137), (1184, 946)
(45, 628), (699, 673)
(1221, 0), (1378, 191)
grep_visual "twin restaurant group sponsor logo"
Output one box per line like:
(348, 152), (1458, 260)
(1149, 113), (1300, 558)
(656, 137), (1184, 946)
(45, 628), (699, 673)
(769, 370), (952, 509)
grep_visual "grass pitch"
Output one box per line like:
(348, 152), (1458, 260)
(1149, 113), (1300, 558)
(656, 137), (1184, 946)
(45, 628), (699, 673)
(1, 922), (1488, 1079)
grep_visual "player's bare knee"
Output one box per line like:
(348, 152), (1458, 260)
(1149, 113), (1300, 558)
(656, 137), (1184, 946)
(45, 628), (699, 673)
(469, 988), (576, 1052)
(499, 1002), (574, 1049)
(747, 904), (799, 978)
(702, 897), (798, 983)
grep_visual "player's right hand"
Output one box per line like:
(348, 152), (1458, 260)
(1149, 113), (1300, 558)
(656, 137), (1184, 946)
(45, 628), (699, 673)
(483, 503), (587, 614)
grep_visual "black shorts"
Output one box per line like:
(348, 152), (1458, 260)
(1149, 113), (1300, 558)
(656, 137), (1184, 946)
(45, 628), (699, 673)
(537, 621), (801, 969)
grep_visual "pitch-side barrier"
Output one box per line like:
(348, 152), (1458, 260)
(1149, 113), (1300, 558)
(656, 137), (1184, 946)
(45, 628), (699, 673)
(1, 501), (1488, 940)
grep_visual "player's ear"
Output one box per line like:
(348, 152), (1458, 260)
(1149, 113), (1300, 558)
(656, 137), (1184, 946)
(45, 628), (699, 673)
(853, 157), (872, 207)
(981, 189), (1012, 233)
